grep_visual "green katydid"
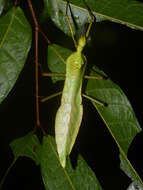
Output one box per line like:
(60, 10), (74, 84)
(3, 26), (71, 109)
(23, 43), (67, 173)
(55, 35), (87, 167)
(42, 2), (105, 168)
(54, 2), (97, 167)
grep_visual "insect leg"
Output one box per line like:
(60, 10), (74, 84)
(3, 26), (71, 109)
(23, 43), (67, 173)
(42, 72), (65, 77)
(83, 56), (108, 80)
(41, 91), (62, 103)
(82, 94), (107, 107)
(84, 75), (104, 80)
(65, 0), (77, 48)
(83, 0), (96, 38)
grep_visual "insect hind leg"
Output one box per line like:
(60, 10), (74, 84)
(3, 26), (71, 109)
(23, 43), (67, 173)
(83, 94), (108, 107)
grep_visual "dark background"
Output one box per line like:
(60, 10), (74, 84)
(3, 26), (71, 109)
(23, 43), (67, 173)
(0, 1), (143, 189)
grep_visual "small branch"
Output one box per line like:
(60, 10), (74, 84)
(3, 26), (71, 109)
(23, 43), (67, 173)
(35, 26), (40, 128)
(27, 0), (51, 130)
(27, 0), (40, 128)
(27, 0), (38, 27)
(39, 29), (51, 45)
(0, 159), (17, 189)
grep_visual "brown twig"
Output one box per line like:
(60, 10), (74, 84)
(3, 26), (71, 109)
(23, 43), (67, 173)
(27, 0), (40, 128)
(27, 0), (51, 131)
(39, 29), (51, 45)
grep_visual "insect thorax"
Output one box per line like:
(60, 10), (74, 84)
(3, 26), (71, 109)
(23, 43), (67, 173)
(66, 51), (84, 76)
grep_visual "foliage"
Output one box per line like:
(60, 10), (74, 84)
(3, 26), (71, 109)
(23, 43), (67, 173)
(0, 7), (31, 104)
(0, 0), (143, 189)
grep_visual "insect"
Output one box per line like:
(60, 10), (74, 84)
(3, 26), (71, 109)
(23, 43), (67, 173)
(55, 36), (87, 167)
(54, 2), (98, 167)
(42, 1), (105, 168)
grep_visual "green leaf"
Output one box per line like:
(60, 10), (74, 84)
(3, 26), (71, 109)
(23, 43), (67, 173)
(0, 0), (13, 15)
(65, 156), (102, 190)
(127, 181), (143, 190)
(86, 67), (143, 187)
(43, 0), (105, 36)
(69, 0), (143, 30)
(0, 0), (5, 15)
(44, 0), (143, 35)
(41, 135), (103, 190)
(0, 133), (41, 188)
(0, 7), (32, 104)
(10, 132), (41, 165)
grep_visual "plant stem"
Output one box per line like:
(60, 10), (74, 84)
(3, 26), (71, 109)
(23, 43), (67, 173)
(27, 0), (40, 128)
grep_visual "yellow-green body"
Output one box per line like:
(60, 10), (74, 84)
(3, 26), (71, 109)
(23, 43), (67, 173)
(55, 37), (86, 167)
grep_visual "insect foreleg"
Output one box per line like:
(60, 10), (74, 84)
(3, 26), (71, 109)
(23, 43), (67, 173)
(42, 72), (106, 80)
(42, 72), (65, 77)
(65, 0), (77, 48)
